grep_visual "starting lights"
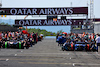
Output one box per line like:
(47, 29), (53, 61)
(47, 16), (58, 21)
(1, 15), (7, 17)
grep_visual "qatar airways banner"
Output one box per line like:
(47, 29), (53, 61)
(15, 19), (84, 26)
(0, 7), (88, 15)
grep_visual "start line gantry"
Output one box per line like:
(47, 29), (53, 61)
(0, 7), (88, 26)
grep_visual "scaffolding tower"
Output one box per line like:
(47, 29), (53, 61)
(90, 0), (94, 32)
(90, 0), (94, 19)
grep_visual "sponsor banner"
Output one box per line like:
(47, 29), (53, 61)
(15, 19), (84, 26)
(0, 7), (88, 15)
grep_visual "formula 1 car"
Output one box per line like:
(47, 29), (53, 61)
(61, 41), (98, 52)
(74, 42), (98, 52)
(74, 42), (86, 51)
(3, 39), (24, 49)
(62, 43), (74, 51)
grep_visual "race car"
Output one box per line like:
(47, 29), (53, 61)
(3, 39), (24, 49)
(62, 42), (74, 51)
(74, 42), (86, 51)
(74, 42), (98, 52)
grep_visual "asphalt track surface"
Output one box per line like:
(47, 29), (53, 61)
(0, 38), (100, 67)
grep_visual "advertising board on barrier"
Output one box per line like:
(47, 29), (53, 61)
(15, 19), (85, 26)
(0, 7), (88, 15)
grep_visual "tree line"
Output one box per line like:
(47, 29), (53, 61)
(23, 28), (56, 36)
(0, 22), (64, 36)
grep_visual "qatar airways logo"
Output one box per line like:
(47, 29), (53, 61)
(15, 19), (73, 26)
(0, 7), (88, 15)
(10, 8), (73, 15)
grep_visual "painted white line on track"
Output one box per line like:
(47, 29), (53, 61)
(73, 63), (75, 66)
(67, 53), (69, 55)
(21, 51), (23, 52)
(87, 64), (100, 65)
(19, 62), (100, 66)
(96, 52), (99, 55)
(17, 53), (100, 56)
(18, 53), (69, 55)
(15, 54), (17, 56)
(6, 59), (9, 61)
(70, 57), (71, 59)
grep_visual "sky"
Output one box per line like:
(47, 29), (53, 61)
(0, 0), (100, 33)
